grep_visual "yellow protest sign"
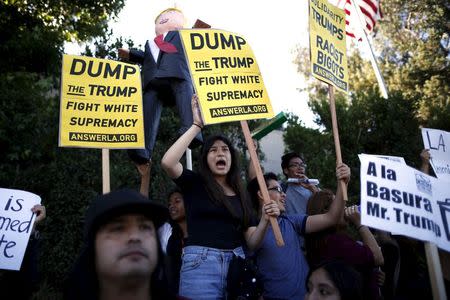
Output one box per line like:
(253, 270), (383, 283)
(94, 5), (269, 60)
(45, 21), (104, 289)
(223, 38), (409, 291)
(59, 55), (144, 149)
(179, 29), (274, 124)
(309, 0), (348, 93)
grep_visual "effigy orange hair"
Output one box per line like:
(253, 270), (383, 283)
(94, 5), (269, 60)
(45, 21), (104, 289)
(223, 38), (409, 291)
(154, 7), (184, 24)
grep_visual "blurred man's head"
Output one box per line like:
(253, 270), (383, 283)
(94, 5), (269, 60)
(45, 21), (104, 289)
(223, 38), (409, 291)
(66, 189), (170, 299)
(84, 189), (169, 283)
(94, 213), (158, 282)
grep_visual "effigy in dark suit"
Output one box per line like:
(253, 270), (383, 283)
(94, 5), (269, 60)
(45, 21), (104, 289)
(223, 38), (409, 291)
(122, 8), (203, 165)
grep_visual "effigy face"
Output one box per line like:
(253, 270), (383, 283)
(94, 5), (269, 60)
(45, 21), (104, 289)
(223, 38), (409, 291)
(155, 9), (185, 35)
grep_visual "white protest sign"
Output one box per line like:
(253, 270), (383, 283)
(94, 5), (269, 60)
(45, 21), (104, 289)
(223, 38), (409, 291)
(0, 188), (41, 270)
(359, 154), (406, 235)
(360, 154), (406, 164)
(376, 155), (406, 164)
(421, 128), (450, 182)
(359, 154), (450, 252)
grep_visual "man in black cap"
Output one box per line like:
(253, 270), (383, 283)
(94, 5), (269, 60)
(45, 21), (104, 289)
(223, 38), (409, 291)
(65, 189), (172, 300)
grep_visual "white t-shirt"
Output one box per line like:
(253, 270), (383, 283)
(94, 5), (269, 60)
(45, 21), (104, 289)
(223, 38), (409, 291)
(157, 222), (172, 254)
(148, 32), (168, 63)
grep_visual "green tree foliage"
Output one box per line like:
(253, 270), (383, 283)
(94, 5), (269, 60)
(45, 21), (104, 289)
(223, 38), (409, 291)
(380, 0), (450, 130)
(2, 0), (125, 42)
(0, 0), (125, 74)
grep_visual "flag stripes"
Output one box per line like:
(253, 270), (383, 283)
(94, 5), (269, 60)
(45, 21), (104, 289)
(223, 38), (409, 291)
(328, 0), (381, 38)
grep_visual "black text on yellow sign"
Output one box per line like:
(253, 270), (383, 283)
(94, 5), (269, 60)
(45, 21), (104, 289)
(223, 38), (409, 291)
(179, 29), (274, 125)
(59, 55), (145, 149)
(309, 0), (348, 93)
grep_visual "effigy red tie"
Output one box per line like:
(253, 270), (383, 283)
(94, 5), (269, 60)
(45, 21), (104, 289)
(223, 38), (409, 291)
(154, 34), (178, 53)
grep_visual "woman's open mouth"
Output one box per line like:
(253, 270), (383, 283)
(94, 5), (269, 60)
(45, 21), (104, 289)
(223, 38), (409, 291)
(216, 159), (226, 168)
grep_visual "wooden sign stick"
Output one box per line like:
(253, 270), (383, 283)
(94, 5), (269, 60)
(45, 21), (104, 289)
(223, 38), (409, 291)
(419, 156), (447, 300)
(328, 85), (348, 201)
(241, 120), (285, 246)
(424, 242), (447, 299)
(102, 149), (111, 194)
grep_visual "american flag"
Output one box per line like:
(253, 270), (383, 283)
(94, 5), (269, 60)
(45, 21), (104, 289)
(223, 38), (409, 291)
(329, 0), (382, 39)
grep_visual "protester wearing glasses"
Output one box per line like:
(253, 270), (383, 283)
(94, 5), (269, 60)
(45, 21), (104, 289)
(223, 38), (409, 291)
(280, 152), (319, 249)
(281, 152), (319, 216)
(247, 164), (350, 300)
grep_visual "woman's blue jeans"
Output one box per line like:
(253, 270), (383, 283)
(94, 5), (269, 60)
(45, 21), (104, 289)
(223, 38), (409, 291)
(179, 245), (245, 300)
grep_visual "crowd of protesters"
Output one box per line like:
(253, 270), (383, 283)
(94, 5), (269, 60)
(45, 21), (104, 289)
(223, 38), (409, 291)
(3, 5), (446, 299)
(3, 95), (444, 300)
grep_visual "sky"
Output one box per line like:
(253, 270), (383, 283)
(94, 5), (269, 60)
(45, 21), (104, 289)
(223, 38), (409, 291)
(66, 0), (317, 127)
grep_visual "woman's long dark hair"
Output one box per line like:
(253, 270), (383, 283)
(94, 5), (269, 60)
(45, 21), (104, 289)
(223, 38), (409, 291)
(305, 189), (343, 264)
(306, 260), (363, 300)
(198, 134), (252, 228)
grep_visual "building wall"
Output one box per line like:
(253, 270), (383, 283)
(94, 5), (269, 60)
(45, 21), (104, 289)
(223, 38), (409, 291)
(259, 129), (285, 176)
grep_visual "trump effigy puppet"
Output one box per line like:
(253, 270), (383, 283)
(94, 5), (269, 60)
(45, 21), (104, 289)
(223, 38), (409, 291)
(119, 8), (203, 166)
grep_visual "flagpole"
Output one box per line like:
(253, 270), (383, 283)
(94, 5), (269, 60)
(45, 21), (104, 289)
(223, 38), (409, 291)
(350, 0), (388, 99)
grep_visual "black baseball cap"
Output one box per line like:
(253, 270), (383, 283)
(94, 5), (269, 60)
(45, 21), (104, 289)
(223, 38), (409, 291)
(84, 189), (169, 241)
